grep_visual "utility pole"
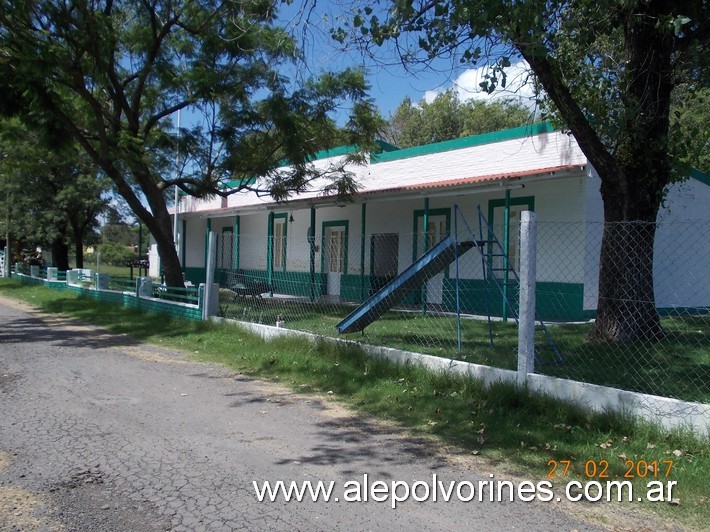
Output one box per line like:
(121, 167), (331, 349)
(172, 109), (181, 262)
(4, 186), (10, 278)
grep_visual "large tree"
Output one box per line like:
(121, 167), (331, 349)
(0, 0), (382, 287)
(338, 0), (708, 342)
(0, 118), (108, 270)
(385, 91), (530, 148)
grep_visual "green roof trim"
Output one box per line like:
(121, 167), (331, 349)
(689, 167), (710, 187)
(278, 139), (400, 167)
(223, 177), (257, 189)
(375, 139), (400, 152)
(309, 139), (399, 161)
(310, 144), (361, 160)
(370, 122), (556, 164)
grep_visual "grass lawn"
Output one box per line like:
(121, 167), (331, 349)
(1, 278), (708, 529)
(219, 295), (710, 403)
(93, 264), (144, 278)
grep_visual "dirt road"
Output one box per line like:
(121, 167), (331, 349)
(0, 296), (614, 531)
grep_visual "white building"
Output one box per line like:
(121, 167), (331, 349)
(152, 122), (710, 321)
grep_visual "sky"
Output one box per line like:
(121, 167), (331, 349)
(277, 2), (536, 118)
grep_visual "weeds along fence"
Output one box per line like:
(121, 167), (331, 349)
(216, 213), (709, 404)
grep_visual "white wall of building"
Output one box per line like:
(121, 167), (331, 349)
(654, 177), (710, 309)
(236, 212), (267, 271)
(162, 125), (708, 317)
(582, 172), (710, 311)
(183, 216), (207, 269)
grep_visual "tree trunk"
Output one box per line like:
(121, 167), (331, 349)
(152, 224), (184, 287)
(119, 198), (184, 287)
(69, 215), (93, 270)
(100, 164), (185, 287)
(73, 233), (84, 269)
(519, 2), (676, 343)
(137, 184), (185, 288)
(590, 221), (662, 342)
(588, 3), (674, 343)
(590, 169), (666, 342)
(51, 237), (70, 271)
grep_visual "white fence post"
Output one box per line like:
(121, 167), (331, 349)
(517, 210), (537, 384)
(136, 276), (152, 298)
(95, 273), (110, 290)
(202, 231), (217, 320)
(67, 269), (80, 285)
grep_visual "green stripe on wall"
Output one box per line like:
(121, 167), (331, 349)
(441, 279), (584, 321)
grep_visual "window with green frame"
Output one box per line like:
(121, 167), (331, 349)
(487, 196), (535, 270)
(219, 226), (233, 269)
(270, 213), (288, 272)
(321, 220), (349, 274)
(412, 207), (451, 267)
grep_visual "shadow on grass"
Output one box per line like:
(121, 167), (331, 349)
(2, 280), (708, 526)
(234, 336), (706, 488)
(221, 295), (709, 403)
(38, 296), (214, 343)
(541, 319), (710, 402)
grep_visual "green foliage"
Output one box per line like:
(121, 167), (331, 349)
(384, 91), (530, 148)
(670, 85), (710, 175)
(343, 0), (706, 196)
(0, 0), (383, 286)
(96, 242), (135, 266)
(101, 224), (135, 248)
(0, 117), (109, 268)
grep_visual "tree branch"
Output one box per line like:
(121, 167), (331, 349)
(517, 44), (620, 186)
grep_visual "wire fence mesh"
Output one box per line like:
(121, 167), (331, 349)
(536, 220), (709, 403)
(216, 215), (709, 404)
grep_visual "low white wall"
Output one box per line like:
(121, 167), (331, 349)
(214, 317), (709, 436)
(526, 374), (710, 434)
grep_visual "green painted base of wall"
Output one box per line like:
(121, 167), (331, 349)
(340, 274), (370, 302)
(15, 274), (203, 321)
(227, 269), (327, 300)
(220, 270), (371, 303)
(213, 268), (585, 320)
(272, 270), (326, 299)
(442, 279), (585, 321)
(184, 267), (207, 285)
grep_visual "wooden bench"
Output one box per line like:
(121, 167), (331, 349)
(227, 270), (274, 301)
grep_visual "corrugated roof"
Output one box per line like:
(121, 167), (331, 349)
(359, 164), (584, 196)
(184, 163), (586, 218)
(179, 127), (589, 217)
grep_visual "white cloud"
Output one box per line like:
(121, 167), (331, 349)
(424, 61), (539, 108)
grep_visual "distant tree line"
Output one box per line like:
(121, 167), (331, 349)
(383, 91), (531, 148)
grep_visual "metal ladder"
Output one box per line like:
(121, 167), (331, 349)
(474, 205), (563, 365)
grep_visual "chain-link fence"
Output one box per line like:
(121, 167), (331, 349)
(216, 215), (708, 404)
(536, 220), (709, 403)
